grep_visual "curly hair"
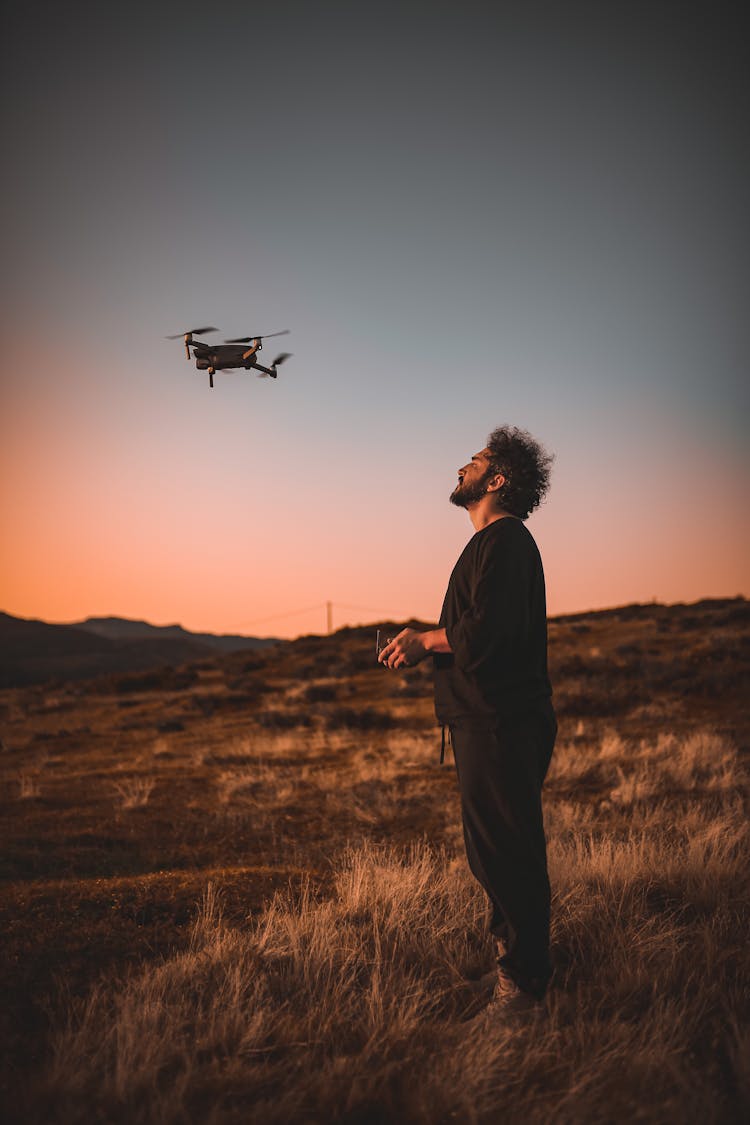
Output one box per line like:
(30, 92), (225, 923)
(485, 426), (553, 520)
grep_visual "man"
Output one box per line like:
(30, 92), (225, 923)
(378, 425), (556, 1008)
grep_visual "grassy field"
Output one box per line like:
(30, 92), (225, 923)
(1, 598), (748, 1123)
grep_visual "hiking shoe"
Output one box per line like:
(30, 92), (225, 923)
(486, 967), (546, 1015)
(463, 971), (543, 1023)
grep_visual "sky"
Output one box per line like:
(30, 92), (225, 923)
(1, 0), (748, 638)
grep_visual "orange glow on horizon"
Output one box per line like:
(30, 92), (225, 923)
(2, 348), (748, 640)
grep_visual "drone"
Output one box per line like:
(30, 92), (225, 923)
(166, 326), (292, 388)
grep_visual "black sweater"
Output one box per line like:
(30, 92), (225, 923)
(433, 517), (552, 725)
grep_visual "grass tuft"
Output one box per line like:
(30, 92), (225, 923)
(113, 777), (156, 809)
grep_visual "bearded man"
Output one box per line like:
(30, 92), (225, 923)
(378, 425), (556, 1008)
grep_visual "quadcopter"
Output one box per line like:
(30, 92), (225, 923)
(166, 326), (292, 388)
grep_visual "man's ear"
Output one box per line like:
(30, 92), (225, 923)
(486, 473), (505, 494)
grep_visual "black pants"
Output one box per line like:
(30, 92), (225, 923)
(450, 701), (557, 997)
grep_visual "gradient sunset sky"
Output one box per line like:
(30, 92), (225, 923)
(1, 1), (747, 638)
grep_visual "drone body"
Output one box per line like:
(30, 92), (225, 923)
(166, 327), (292, 388)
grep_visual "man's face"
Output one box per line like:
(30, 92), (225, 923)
(449, 448), (502, 508)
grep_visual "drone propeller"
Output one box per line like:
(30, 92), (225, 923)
(257, 352), (293, 378)
(166, 326), (218, 339)
(224, 330), (290, 343)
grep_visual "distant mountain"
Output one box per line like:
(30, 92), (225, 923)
(75, 617), (278, 653)
(0, 612), (278, 688)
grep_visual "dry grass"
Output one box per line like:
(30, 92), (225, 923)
(6, 726), (747, 1124)
(32, 799), (748, 1124)
(113, 777), (156, 810)
(16, 772), (41, 799)
(1, 600), (748, 1122)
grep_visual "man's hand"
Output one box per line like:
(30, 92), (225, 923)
(378, 628), (428, 670)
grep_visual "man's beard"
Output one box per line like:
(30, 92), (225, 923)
(449, 469), (494, 509)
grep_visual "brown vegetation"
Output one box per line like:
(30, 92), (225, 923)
(0, 598), (748, 1122)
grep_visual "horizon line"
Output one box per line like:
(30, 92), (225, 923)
(2, 593), (746, 641)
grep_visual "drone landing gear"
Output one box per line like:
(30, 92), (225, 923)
(208, 366), (215, 388)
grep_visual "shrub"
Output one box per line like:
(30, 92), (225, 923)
(325, 707), (398, 731)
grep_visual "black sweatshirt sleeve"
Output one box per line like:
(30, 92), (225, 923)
(445, 526), (530, 675)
